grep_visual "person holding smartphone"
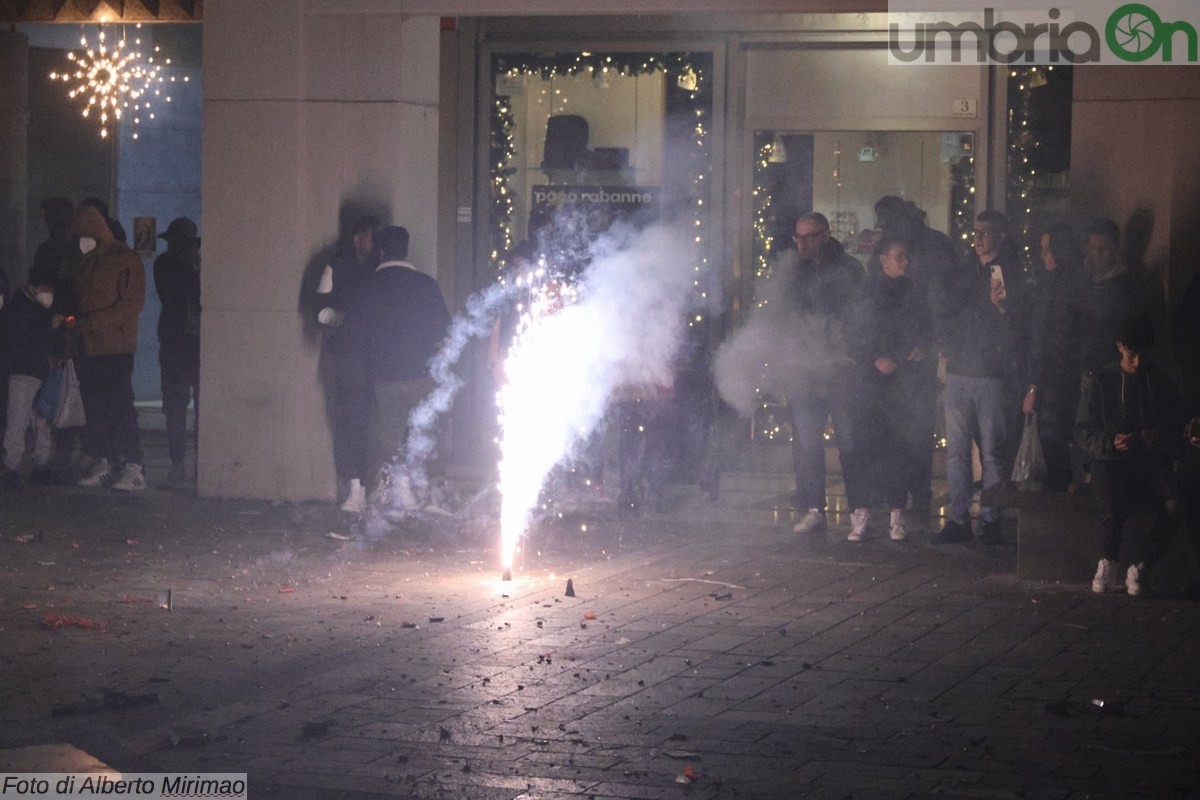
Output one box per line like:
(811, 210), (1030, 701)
(933, 210), (1025, 546)
(1076, 317), (1186, 596)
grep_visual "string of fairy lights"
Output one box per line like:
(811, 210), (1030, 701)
(1007, 65), (1040, 269)
(49, 24), (183, 140)
(489, 52), (713, 322)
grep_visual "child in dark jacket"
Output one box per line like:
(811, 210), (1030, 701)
(1, 265), (63, 487)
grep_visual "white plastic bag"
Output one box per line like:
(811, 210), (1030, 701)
(1011, 411), (1047, 490)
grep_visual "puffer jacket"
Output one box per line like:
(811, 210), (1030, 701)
(75, 205), (145, 356)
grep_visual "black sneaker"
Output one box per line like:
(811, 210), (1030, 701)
(933, 518), (972, 544)
(979, 520), (1003, 545)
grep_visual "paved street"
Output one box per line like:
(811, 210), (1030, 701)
(2, 447), (1199, 799)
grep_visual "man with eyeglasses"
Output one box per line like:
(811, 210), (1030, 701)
(934, 210), (1023, 546)
(786, 212), (867, 537)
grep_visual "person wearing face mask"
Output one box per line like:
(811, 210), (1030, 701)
(72, 203), (147, 491)
(0, 265), (65, 489)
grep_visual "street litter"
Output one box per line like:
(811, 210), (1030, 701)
(583, 611), (597, 620)
(52, 690), (159, 716)
(325, 532), (352, 540)
(13, 534), (35, 543)
(665, 750), (700, 759)
(42, 613), (106, 632)
(675, 765), (697, 784)
(168, 728), (209, 747)
(710, 591), (733, 601)
(278, 587), (295, 594)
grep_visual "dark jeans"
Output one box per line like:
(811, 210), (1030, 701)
(791, 374), (871, 511)
(870, 379), (934, 510)
(159, 337), (199, 466)
(1037, 378), (1080, 492)
(77, 352), (143, 466)
(1090, 458), (1181, 565)
(331, 353), (372, 483)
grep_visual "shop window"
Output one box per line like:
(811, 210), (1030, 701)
(489, 52), (713, 283)
(752, 129), (977, 285)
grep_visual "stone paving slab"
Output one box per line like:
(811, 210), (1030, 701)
(1, 481), (1199, 799)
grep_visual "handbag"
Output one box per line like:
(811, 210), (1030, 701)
(34, 363), (65, 420)
(1011, 411), (1047, 490)
(52, 358), (87, 429)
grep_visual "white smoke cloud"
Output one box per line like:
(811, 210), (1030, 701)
(713, 250), (853, 416)
(497, 223), (698, 569)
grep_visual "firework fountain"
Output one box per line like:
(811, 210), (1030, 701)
(373, 221), (699, 578)
(494, 223), (696, 577)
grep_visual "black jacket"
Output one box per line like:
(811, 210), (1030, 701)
(1075, 361), (1186, 464)
(342, 262), (451, 383)
(154, 248), (200, 342)
(1, 288), (58, 380)
(941, 252), (1024, 380)
(1024, 266), (1084, 391)
(851, 273), (931, 364)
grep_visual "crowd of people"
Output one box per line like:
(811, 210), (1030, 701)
(5, 192), (1199, 596)
(0, 197), (200, 493)
(779, 197), (1200, 596)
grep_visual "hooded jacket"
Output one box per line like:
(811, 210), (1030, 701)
(75, 205), (145, 356)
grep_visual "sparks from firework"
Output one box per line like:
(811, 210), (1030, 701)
(495, 261), (581, 572)
(49, 25), (180, 140)
(494, 224), (695, 574)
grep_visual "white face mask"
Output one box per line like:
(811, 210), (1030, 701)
(79, 236), (97, 254)
(36, 291), (54, 310)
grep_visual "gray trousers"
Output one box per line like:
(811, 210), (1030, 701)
(4, 375), (52, 471)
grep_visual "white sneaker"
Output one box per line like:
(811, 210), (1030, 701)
(78, 457), (113, 487)
(340, 479), (367, 514)
(888, 509), (907, 541)
(847, 508), (870, 542)
(1092, 558), (1116, 593)
(111, 463), (146, 492)
(1125, 563), (1144, 596)
(793, 508), (827, 534)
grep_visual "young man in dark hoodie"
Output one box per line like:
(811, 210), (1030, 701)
(1076, 317), (1186, 596)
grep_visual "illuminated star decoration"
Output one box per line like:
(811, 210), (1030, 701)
(49, 25), (183, 140)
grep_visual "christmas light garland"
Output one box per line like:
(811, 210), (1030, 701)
(489, 51), (712, 321)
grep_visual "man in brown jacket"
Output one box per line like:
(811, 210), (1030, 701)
(74, 203), (147, 490)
